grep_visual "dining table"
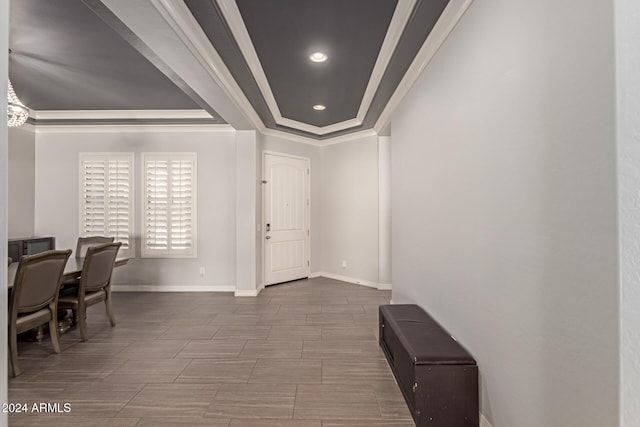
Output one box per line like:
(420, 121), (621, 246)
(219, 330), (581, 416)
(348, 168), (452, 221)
(6, 256), (130, 338)
(6, 256), (130, 288)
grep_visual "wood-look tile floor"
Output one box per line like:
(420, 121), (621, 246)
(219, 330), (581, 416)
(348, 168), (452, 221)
(8, 277), (414, 426)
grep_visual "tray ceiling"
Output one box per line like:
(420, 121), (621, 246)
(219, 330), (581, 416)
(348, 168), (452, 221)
(7, 0), (473, 142)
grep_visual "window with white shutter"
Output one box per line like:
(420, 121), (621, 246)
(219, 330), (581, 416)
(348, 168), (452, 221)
(142, 153), (197, 258)
(79, 153), (134, 257)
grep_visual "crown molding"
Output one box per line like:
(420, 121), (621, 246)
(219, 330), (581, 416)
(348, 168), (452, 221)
(260, 126), (379, 147)
(32, 109), (214, 121)
(319, 129), (379, 146)
(374, 0), (475, 133)
(355, 0), (416, 121)
(29, 109), (227, 130)
(259, 128), (323, 147)
(34, 123), (235, 134)
(88, 0), (472, 147)
(150, 0), (266, 133)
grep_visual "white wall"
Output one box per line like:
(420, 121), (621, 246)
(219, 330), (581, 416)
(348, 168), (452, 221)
(235, 130), (258, 296)
(320, 135), (379, 284)
(378, 136), (391, 286)
(258, 134), (388, 289)
(34, 127), (237, 291)
(8, 127), (35, 238)
(390, 0), (618, 426)
(255, 134), (263, 288)
(616, 0), (640, 423)
(32, 127), (389, 293)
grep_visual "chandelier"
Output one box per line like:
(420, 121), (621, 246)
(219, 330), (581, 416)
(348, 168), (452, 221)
(7, 78), (29, 127)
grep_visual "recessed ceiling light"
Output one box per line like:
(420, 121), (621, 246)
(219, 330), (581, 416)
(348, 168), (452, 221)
(313, 104), (326, 111)
(309, 52), (328, 63)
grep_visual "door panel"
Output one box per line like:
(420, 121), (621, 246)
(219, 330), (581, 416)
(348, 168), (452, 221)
(270, 240), (304, 272)
(264, 153), (310, 285)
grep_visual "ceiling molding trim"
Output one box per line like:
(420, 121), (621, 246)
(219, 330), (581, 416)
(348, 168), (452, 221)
(217, 0), (414, 136)
(317, 129), (379, 147)
(375, 0), (475, 133)
(83, 0), (226, 122)
(33, 109), (214, 121)
(149, 0), (268, 134)
(259, 127), (379, 147)
(34, 123), (235, 134)
(355, 0), (416, 121)
(216, 0), (284, 121)
(275, 117), (363, 136)
(260, 128), (324, 147)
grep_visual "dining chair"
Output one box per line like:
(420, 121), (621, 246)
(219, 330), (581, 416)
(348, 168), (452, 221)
(58, 242), (121, 341)
(61, 236), (115, 292)
(75, 236), (115, 258)
(8, 249), (72, 377)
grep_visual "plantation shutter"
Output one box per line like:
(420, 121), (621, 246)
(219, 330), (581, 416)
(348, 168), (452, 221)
(143, 153), (197, 257)
(81, 160), (107, 235)
(80, 154), (133, 255)
(107, 159), (132, 249)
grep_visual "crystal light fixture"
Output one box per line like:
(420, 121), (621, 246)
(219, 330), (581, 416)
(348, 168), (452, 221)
(7, 49), (29, 128)
(7, 78), (29, 127)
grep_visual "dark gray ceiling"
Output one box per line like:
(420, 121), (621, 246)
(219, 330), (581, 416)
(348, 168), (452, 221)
(235, 0), (397, 127)
(185, 0), (450, 139)
(8, 0), (221, 122)
(7, 0), (452, 138)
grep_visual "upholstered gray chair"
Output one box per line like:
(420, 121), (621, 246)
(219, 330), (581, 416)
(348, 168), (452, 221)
(58, 242), (121, 341)
(8, 249), (72, 377)
(61, 236), (115, 292)
(75, 236), (115, 258)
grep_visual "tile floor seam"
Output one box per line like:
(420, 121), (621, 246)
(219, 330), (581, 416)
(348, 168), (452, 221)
(9, 279), (401, 425)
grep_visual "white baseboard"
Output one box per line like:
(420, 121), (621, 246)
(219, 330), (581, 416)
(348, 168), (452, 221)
(112, 285), (235, 292)
(480, 413), (493, 427)
(112, 276), (391, 294)
(234, 289), (261, 297)
(310, 271), (392, 291)
(113, 284), (265, 296)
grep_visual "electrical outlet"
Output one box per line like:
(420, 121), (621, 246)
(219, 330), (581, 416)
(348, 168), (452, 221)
(199, 267), (205, 276)
(341, 260), (347, 268)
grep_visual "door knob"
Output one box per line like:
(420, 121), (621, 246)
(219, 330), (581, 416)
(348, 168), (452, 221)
(265, 235), (271, 240)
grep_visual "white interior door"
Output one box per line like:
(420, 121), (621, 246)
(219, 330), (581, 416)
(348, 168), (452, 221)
(264, 153), (310, 286)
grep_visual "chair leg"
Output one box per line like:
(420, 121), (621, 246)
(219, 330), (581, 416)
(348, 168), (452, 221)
(48, 305), (61, 354)
(78, 302), (89, 342)
(9, 323), (20, 377)
(105, 289), (116, 327)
